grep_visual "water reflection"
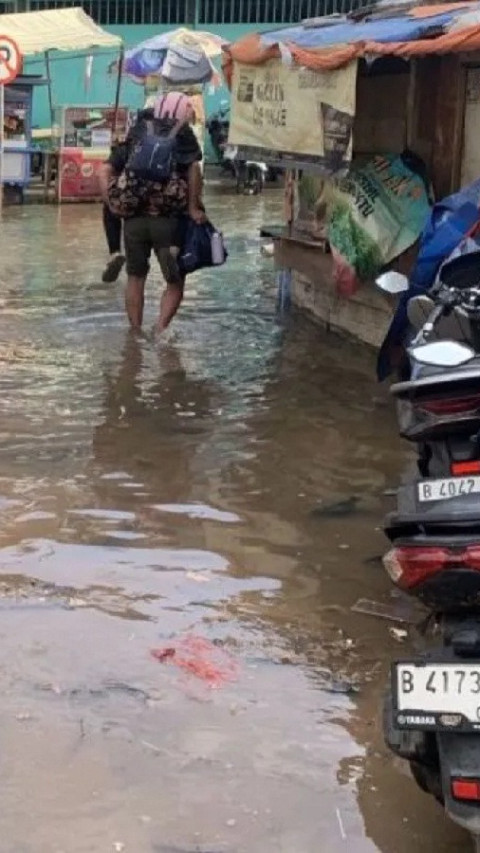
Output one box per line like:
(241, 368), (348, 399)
(92, 333), (219, 508)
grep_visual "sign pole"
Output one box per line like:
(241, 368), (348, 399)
(0, 36), (23, 214)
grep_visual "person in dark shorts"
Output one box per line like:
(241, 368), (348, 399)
(99, 94), (205, 332)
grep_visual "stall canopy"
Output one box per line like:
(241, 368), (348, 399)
(0, 7), (121, 55)
(223, 1), (480, 76)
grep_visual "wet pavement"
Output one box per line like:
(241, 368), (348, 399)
(0, 186), (469, 852)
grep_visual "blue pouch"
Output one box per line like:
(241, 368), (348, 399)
(179, 219), (228, 275)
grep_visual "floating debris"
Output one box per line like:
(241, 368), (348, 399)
(389, 627), (408, 643)
(310, 497), (360, 518)
(336, 806), (347, 841)
(186, 571), (212, 583)
(324, 678), (359, 695)
(151, 635), (239, 687)
(351, 598), (416, 624)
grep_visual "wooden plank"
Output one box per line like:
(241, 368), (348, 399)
(431, 55), (466, 197)
(461, 66), (480, 186)
(407, 55), (438, 173)
(406, 58), (417, 150)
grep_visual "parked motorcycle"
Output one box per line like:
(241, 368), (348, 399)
(206, 103), (231, 168)
(221, 143), (268, 195)
(206, 103), (278, 194)
(377, 252), (480, 850)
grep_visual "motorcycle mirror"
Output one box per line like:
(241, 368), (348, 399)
(409, 340), (476, 367)
(375, 271), (409, 295)
(407, 295), (435, 330)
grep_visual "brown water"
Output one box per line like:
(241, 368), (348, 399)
(0, 187), (468, 852)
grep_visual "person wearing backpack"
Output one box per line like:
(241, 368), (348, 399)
(99, 93), (205, 332)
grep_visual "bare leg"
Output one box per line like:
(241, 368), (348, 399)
(156, 281), (184, 333)
(125, 275), (146, 329)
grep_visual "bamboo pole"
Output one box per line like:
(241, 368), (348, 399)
(44, 50), (54, 127)
(112, 44), (124, 139)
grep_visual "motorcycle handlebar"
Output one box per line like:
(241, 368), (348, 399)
(424, 302), (446, 331)
(414, 302), (446, 345)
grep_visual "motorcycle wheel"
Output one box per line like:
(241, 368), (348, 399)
(409, 760), (443, 804)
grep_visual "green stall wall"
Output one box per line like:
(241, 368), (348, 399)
(25, 23), (271, 161)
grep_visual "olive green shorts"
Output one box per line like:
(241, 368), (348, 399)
(124, 215), (183, 283)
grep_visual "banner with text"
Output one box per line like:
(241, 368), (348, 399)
(328, 154), (431, 296)
(229, 59), (357, 172)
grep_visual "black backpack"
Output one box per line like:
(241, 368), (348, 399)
(126, 116), (182, 183)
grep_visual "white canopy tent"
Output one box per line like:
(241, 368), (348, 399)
(0, 8), (124, 208)
(0, 7), (122, 54)
(0, 8), (124, 128)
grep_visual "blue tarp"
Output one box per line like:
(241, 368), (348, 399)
(260, 7), (473, 49)
(377, 180), (480, 381)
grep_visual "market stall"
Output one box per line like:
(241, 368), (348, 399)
(224, 4), (480, 347)
(0, 7), (123, 202)
(56, 104), (128, 202)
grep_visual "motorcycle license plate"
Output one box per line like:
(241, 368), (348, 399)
(417, 476), (480, 502)
(393, 662), (480, 730)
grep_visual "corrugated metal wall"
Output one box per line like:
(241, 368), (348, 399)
(5, 0), (366, 25)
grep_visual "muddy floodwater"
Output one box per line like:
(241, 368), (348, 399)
(0, 186), (468, 852)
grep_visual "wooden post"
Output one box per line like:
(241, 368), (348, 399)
(406, 58), (417, 150)
(432, 55), (467, 197)
(284, 169), (295, 237)
(451, 61), (467, 192)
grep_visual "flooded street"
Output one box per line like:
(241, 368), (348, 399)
(0, 186), (468, 852)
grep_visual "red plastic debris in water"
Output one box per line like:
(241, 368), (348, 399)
(151, 635), (238, 687)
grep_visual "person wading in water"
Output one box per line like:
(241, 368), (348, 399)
(99, 93), (205, 332)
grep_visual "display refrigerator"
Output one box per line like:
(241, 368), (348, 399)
(2, 75), (47, 200)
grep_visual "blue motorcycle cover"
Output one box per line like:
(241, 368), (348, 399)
(377, 179), (480, 381)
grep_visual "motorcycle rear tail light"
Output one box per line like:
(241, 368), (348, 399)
(417, 394), (480, 416)
(383, 545), (480, 589)
(451, 461), (480, 475)
(452, 778), (480, 802)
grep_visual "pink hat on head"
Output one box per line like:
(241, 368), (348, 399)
(153, 91), (193, 123)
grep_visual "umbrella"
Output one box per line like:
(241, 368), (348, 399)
(124, 28), (229, 83)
